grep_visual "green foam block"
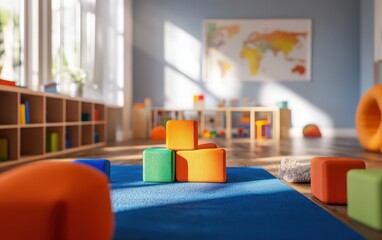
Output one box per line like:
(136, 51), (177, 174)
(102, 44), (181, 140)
(143, 148), (175, 182)
(347, 170), (382, 231)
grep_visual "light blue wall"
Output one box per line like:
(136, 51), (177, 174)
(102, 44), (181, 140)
(360, 0), (375, 95)
(133, 0), (360, 128)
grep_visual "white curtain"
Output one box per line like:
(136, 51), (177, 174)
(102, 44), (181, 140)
(93, 0), (124, 106)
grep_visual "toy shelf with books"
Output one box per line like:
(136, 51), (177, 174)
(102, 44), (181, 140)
(149, 106), (281, 141)
(0, 84), (107, 167)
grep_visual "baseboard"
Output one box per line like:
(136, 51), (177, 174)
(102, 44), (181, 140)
(290, 128), (357, 138)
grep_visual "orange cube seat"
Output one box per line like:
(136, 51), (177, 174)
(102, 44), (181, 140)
(166, 120), (198, 150)
(0, 162), (114, 240)
(311, 157), (366, 204)
(176, 148), (226, 182)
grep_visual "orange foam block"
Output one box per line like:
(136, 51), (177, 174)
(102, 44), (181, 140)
(166, 120), (198, 150)
(198, 142), (217, 149)
(0, 162), (114, 240)
(176, 148), (226, 182)
(311, 157), (366, 204)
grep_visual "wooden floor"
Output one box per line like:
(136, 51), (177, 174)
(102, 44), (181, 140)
(3, 137), (382, 239)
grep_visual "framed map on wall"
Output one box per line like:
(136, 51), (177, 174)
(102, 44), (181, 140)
(204, 19), (312, 82)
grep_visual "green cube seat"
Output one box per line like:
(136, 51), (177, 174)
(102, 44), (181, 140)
(347, 169), (382, 231)
(143, 148), (175, 182)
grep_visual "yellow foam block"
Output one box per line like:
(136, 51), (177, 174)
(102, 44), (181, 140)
(198, 143), (217, 149)
(176, 148), (226, 183)
(166, 120), (198, 150)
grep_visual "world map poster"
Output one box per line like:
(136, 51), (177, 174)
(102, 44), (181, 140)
(204, 19), (312, 81)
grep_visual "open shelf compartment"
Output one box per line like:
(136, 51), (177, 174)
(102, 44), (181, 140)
(46, 126), (64, 153)
(94, 123), (105, 143)
(21, 127), (44, 157)
(46, 97), (64, 123)
(0, 128), (18, 161)
(81, 125), (93, 146)
(0, 91), (18, 125)
(81, 102), (93, 122)
(66, 100), (80, 122)
(94, 104), (105, 121)
(65, 125), (80, 149)
(20, 93), (44, 124)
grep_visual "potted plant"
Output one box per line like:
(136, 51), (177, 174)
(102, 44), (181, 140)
(68, 68), (87, 97)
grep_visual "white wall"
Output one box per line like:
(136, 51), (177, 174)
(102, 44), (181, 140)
(376, 0), (382, 61)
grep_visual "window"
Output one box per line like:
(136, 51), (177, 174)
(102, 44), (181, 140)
(0, 0), (24, 85)
(0, 0), (124, 106)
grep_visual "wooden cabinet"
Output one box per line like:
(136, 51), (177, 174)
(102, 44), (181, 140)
(0, 85), (106, 167)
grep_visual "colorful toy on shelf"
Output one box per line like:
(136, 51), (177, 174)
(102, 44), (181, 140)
(276, 101), (288, 109)
(65, 128), (72, 149)
(24, 101), (30, 124)
(143, 120), (226, 183)
(73, 158), (111, 180)
(303, 124), (321, 137)
(218, 130), (226, 137)
(46, 132), (59, 152)
(94, 132), (100, 143)
(242, 97), (250, 106)
(94, 108), (100, 121)
(0, 138), (8, 161)
(202, 129), (224, 139)
(81, 113), (91, 121)
(255, 120), (271, 140)
(230, 98), (239, 107)
(203, 129), (211, 138)
(150, 126), (166, 141)
(0, 78), (16, 87)
(237, 127), (249, 137)
(193, 94), (205, 108)
(217, 99), (226, 107)
(42, 81), (58, 93)
(19, 103), (26, 125)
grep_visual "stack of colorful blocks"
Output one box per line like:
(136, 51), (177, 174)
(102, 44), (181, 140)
(143, 120), (226, 183)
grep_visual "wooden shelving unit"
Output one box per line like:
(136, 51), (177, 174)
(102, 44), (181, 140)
(0, 85), (107, 166)
(149, 107), (281, 141)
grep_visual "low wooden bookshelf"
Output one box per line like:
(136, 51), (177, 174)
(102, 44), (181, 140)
(0, 85), (106, 167)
